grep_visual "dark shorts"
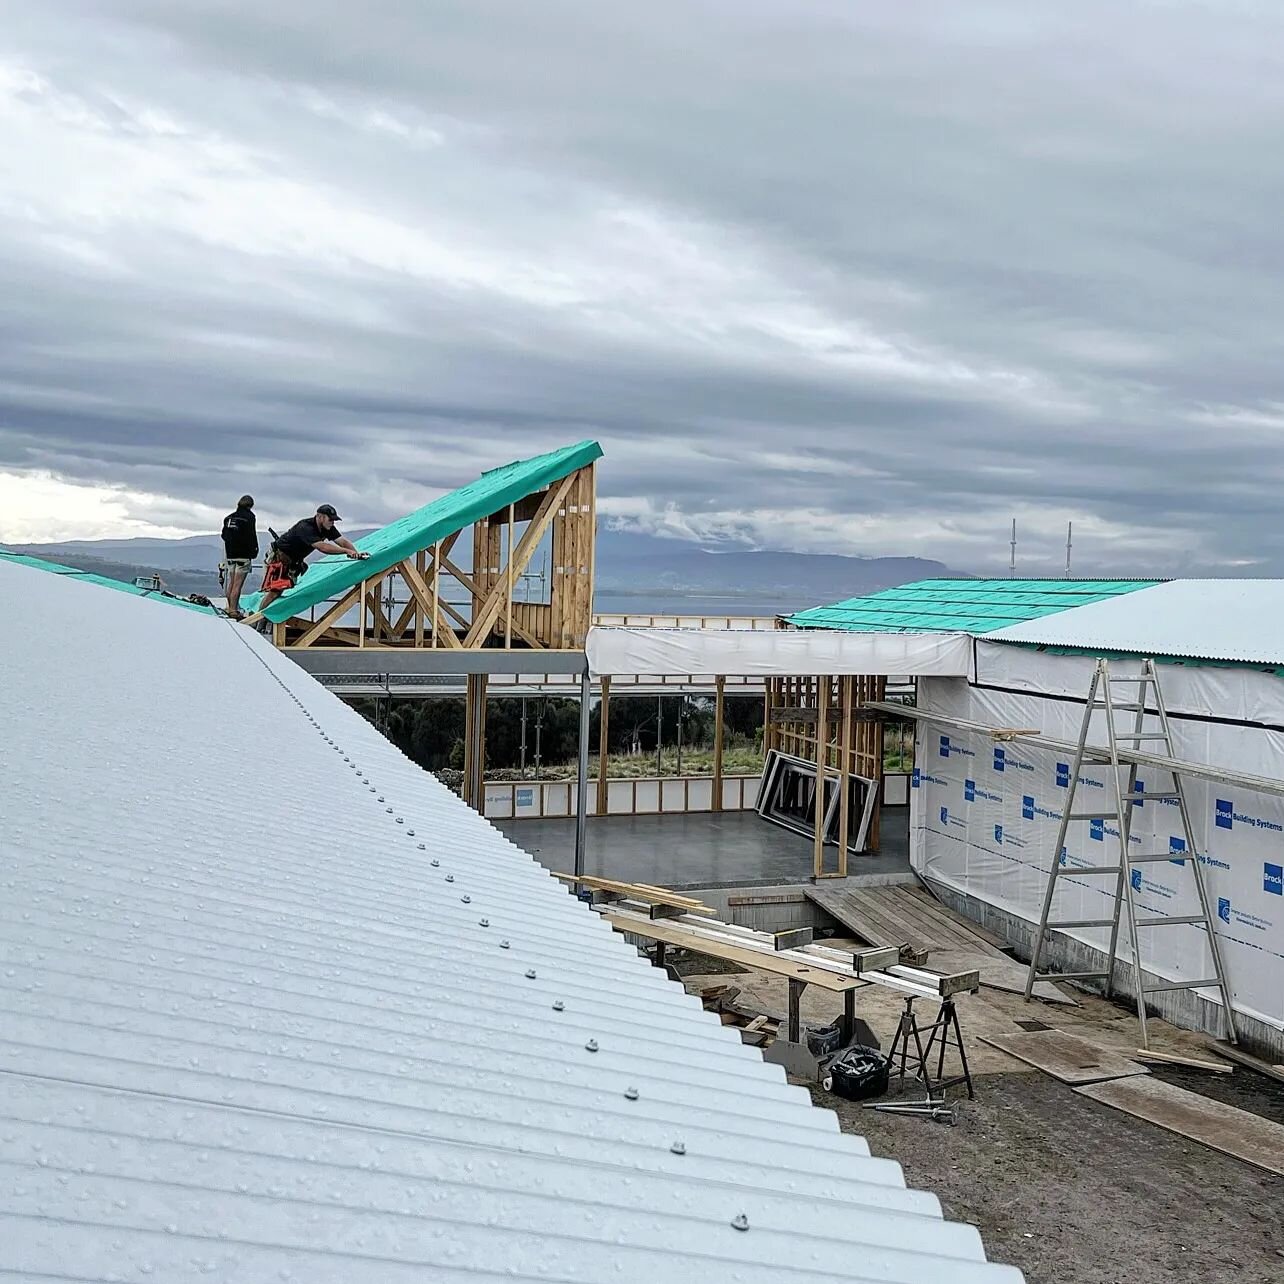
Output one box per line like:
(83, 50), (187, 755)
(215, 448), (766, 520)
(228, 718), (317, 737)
(223, 559), (252, 576)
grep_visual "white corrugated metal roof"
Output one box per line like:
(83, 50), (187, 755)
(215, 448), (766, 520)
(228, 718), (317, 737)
(986, 579), (1284, 665)
(0, 558), (1022, 1282)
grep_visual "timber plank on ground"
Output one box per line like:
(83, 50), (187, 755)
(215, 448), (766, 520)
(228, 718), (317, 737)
(1075, 1075), (1284, 1177)
(981, 1030), (1150, 1085)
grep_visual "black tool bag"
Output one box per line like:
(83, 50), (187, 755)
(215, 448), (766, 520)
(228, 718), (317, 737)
(823, 1045), (890, 1100)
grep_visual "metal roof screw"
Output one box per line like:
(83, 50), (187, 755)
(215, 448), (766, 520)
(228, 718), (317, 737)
(670, 1141), (686, 1156)
(500, 940), (511, 949)
(624, 1087), (639, 1101)
(525, 969), (537, 980)
(343, 757), (350, 763)
(395, 817), (403, 824)
(461, 895), (471, 904)
(419, 845), (427, 852)
(407, 830), (415, 836)
(429, 858), (439, 865)
(585, 1039), (599, 1053)
(368, 787), (376, 793)
(731, 1213), (750, 1233)
(552, 1000), (564, 1012)
(479, 919), (489, 928)
(445, 875), (454, 883)
(386, 808), (394, 814)
(378, 796), (385, 802)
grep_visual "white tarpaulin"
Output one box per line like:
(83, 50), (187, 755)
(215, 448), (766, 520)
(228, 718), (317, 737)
(909, 641), (1284, 1034)
(585, 627), (972, 677)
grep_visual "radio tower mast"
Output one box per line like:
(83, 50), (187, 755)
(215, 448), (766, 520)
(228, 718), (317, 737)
(1009, 518), (1017, 577)
(1065, 521), (1073, 576)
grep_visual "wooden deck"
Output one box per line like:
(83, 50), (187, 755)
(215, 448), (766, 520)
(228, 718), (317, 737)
(804, 881), (1073, 1004)
(804, 882), (1005, 956)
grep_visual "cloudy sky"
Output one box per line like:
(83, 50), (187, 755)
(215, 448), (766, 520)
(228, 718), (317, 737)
(2, 1), (1283, 574)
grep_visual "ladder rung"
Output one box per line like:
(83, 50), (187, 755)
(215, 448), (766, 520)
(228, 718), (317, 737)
(1055, 864), (1121, 876)
(1115, 732), (1170, 741)
(1108, 674), (1153, 683)
(1136, 792), (1181, 800)
(1128, 853), (1180, 863)
(1046, 918), (1116, 929)
(1094, 701), (1145, 710)
(1142, 978), (1222, 993)
(1035, 971), (1109, 981)
(1135, 915), (1209, 927)
(1067, 811), (1118, 820)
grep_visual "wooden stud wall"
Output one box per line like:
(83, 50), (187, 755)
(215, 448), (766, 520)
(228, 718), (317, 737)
(764, 672), (887, 856)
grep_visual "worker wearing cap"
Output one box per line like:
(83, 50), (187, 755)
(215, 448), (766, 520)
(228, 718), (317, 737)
(255, 503), (369, 619)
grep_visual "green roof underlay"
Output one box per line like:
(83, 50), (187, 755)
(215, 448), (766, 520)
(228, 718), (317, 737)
(249, 439), (604, 623)
(786, 578), (1160, 635)
(0, 549), (221, 615)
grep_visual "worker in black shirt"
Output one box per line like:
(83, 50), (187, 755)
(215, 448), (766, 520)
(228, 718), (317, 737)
(256, 503), (369, 618)
(219, 495), (259, 621)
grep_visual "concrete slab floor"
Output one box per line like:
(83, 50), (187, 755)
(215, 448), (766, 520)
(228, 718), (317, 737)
(497, 806), (911, 890)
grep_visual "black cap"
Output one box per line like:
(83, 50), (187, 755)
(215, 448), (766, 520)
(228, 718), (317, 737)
(317, 504), (341, 520)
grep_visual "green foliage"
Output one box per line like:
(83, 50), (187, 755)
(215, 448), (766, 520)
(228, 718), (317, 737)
(347, 692), (769, 777)
(353, 692), (913, 778)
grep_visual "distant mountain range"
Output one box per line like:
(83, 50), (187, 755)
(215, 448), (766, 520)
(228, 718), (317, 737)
(592, 529), (956, 607)
(4, 527), (962, 614)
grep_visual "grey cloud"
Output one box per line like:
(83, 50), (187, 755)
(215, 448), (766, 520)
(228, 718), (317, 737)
(3, 1), (1284, 572)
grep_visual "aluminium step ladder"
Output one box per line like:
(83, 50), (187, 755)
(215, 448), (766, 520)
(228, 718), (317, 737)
(1023, 658), (1237, 1046)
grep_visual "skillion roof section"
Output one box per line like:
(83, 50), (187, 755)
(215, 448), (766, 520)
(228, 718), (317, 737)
(0, 555), (1022, 1284)
(985, 578), (1284, 666)
(247, 438), (603, 623)
(786, 578), (1160, 635)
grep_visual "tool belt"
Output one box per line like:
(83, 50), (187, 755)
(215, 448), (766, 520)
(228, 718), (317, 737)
(261, 548), (305, 593)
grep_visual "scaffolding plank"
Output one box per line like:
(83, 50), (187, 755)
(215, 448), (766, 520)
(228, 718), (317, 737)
(1075, 1076), (1284, 1176)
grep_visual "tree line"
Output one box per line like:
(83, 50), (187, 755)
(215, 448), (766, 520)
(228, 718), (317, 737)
(349, 693), (765, 773)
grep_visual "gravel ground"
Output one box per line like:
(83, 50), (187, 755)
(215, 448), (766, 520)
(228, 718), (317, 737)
(680, 962), (1284, 1284)
(812, 1069), (1284, 1284)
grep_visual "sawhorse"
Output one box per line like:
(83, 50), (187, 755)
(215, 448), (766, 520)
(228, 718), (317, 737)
(887, 995), (975, 1099)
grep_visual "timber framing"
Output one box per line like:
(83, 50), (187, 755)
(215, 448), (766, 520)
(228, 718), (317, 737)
(763, 671), (887, 874)
(275, 461), (597, 653)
